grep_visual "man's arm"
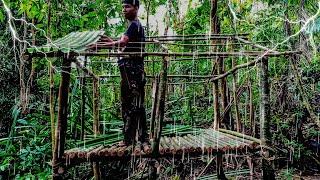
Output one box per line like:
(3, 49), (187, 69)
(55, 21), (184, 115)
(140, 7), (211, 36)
(87, 35), (129, 50)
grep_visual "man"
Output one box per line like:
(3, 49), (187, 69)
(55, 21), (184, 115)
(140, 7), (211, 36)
(88, 0), (147, 146)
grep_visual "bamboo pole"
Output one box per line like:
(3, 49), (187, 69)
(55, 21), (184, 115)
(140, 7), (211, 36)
(218, 129), (261, 144)
(52, 57), (72, 179)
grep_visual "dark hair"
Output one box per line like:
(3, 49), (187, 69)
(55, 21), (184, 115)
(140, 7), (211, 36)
(122, 0), (139, 7)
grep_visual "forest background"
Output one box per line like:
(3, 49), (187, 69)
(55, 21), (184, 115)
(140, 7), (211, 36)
(0, 0), (319, 179)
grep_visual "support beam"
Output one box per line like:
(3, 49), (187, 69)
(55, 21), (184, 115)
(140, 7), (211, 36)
(52, 57), (72, 179)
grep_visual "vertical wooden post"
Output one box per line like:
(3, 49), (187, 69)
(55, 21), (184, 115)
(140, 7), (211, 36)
(259, 58), (275, 180)
(93, 77), (100, 136)
(260, 58), (271, 144)
(80, 57), (87, 141)
(248, 79), (255, 136)
(47, 0), (54, 152)
(92, 76), (101, 180)
(49, 61), (55, 153)
(152, 55), (168, 154)
(210, 0), (221, 130)
(219, 57), (229, 129)
(150, 76), (159, 140)
(231, 54), (240, 132)
(216, 152), (226, 180)
(52, 57), (72, 179)
(210, 1), (226, 179)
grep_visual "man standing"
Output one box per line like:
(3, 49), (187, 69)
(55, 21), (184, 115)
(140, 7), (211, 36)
(88, 0), (147, 146)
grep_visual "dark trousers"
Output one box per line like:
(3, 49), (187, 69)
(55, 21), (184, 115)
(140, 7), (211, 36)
(119, 61), (148, 144)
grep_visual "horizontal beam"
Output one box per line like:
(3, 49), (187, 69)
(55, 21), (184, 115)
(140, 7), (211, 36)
(163, 41), (269, 47)
(106, 33), (249, 40)
(145, 33), (249, 39)
(91, 57), (223, 64)
(78, 75), (212, 79)
(29, 50), (299, 58)
(96, 81), (208, 86)
(145, 36), (248, 42)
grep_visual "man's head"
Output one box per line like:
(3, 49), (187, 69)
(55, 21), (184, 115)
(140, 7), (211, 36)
(122, 0), (139, 20)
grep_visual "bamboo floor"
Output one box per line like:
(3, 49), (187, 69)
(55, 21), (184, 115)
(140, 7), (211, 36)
(63, 128), (260, 166)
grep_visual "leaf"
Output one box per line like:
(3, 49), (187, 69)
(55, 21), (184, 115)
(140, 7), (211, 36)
(0, 10), (4, 22)
(306, 18), (320, 34)
(17, 119), (28, 125)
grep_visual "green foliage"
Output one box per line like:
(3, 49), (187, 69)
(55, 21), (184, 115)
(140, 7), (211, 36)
(1, 0), (319, 178)
(1, 112), (51, 178)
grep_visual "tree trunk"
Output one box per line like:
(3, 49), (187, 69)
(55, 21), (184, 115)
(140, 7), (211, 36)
(260, 58), (275, 180)
(211, 0), (221, 130)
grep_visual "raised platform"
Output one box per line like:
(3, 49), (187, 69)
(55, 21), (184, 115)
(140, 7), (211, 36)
(63, 129), (260, 166)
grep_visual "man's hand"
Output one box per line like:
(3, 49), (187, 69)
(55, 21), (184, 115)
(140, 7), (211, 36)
(86, 34), (129, 51)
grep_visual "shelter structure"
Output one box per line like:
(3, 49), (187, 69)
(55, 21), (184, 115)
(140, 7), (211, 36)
(27, 31), (300, 179)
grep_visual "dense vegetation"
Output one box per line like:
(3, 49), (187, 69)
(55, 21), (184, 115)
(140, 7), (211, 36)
(0, 0), (319, 179)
